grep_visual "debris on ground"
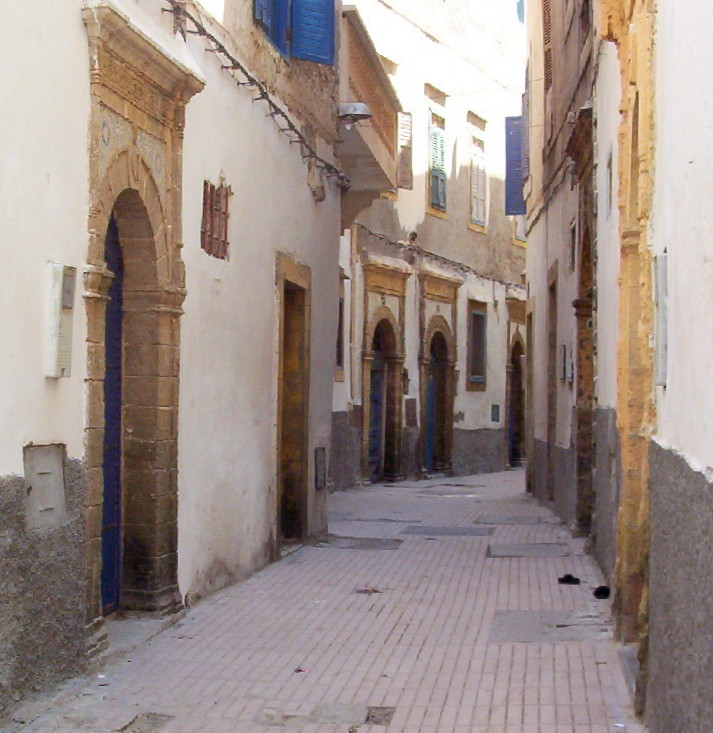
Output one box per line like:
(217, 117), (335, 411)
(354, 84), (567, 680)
(558, 573), (581, 585)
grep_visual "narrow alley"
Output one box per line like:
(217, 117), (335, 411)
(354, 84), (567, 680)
(2, 470), (640, 733)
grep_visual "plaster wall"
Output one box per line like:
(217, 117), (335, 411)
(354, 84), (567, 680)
(652, 1), (713, 472)
(526, 188), (579, 444)
(178, 17), (340, 602)
(0, 1), (90, 474)
(454, 276), (516, 431)
(350, 0), (525, 283)
(593, 41), (621, 410)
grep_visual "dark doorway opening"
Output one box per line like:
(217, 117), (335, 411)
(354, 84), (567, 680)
(102, 214), (123, 615)
(425, 332), (449, 473)
(279, 282), (309, 540)
(509, 341), (525, 466)
(368, 319), (398, 482)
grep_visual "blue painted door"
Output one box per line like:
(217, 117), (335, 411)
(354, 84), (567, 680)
(102, 215), (123, 615)
(425, 365), (436, 473)
(368, 354), (384, 482)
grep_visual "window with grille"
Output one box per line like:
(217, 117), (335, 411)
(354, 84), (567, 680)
(470, 137), (487, 226)
(543, 0), (553, 91)
(467, 300), (487, 390)
(429, 114), (447, 212)
(201, 180), (231, 260)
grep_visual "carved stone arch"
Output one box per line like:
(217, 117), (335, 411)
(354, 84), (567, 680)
(507, 331), (526, 466)
(510, 328), (526, 355)
(364, 305), (403, 358)
(90, 147), (173, 290)
(361, 306), (405, 483)
(423, 315), (456, 365)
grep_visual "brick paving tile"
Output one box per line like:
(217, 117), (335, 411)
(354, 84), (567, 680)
(1, 469), (645, 733)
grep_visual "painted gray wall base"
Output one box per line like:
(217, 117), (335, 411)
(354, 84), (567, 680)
(553, 443), (576, 529)
(532, 439), (549, 504)
(591, 407), (620, 582)
(329, 412), (362, 491)
(401, 426), (420, 480)
(452, 427), (506, 476)
(647, 442), (713, 733)
(0, 459), (86, 714)
(531, 439), (576, 528)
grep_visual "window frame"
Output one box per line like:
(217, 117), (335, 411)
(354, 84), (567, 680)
(470, 136), (487, 227)
(466, 300), (487, 391)
(428, 112), (447, 215)
(201, 179), (231, 260)
(254, 0), (335, 66)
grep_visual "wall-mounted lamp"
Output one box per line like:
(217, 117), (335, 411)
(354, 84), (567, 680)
(338, 102), (373, 130)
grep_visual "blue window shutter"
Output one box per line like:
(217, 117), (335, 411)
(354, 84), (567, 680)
(505, 116), (526, 215)
(254, 0), (274, 32)
(292, 0), (335, 65)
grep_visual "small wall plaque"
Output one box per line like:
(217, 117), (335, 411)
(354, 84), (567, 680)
(315, 447), (327, 491)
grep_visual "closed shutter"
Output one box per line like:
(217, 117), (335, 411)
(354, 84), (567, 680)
(470, 139), (486, 225)
(254, 0), (274, 32)
(397, 112), (413, 190)
(430, 124), (446, 211)
(505, 116), (526, 216)
(292, 0), (335, 65)
(543, 0), (553, 90)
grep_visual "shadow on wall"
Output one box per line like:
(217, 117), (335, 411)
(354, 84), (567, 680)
(354, 162), (525, 285)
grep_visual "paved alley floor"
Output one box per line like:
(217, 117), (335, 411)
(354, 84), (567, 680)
(3, 470), (643, 733)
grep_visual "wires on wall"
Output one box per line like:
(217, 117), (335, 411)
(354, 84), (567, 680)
(164, 0), (351, 190)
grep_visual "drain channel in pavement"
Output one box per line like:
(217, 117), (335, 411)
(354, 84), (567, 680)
(258, 703), (396, 727)
(316, 534), (403, 550)
(489, 610), (611, 643)
(121, 712), (173, 733)
(401, 525), (494, 537)
(486, 542), (570, 557)
(475, 514), (547, 525)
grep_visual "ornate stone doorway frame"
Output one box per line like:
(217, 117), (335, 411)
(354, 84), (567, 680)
(361, 261), (410, 482)
(82, 3), (203, 650)
(418, 271), (460, 476)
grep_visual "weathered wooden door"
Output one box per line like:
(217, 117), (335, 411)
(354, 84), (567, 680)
(102, 215), (123, 614)
(368, 354), (385, 481)
(425, 364), (437, 473)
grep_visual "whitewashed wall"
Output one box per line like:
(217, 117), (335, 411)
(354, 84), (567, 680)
(594, 41), (622, 411)
(0, 0), (90, 474)
(652, 1), (713, 473)
(177, 16), (340, 600)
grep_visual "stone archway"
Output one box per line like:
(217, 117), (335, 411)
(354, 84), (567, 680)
(420, 316), (456, 475)
(508, 335), (525, 466)
(82, 3), (203, 650)
(362, 307), (404, 482)
(85, 152), (185, 624)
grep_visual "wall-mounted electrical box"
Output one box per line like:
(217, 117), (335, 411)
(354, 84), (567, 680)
(45, 263), (77, 378)
(23, 443), (68, 530)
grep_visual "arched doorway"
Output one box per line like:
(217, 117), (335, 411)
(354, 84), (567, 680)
(508, 340), (525, 466)
(89, 179), (183, 617)
(424, 332), (450, 473)
(101, 214), (124, 614)
(368, 319), (399, 482)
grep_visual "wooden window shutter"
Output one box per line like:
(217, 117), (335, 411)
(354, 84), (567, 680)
(397, 112), (413, 190)
(429, 122), (447, 211)
(505, 116), (526, 216)
(470, 139), (486, 225)
(291, 0), (335, 65)
(254, 0), (274, 32)
(543, 0), (553, 90)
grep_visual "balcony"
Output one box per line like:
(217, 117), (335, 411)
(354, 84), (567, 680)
(340, 7), (401, 227)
